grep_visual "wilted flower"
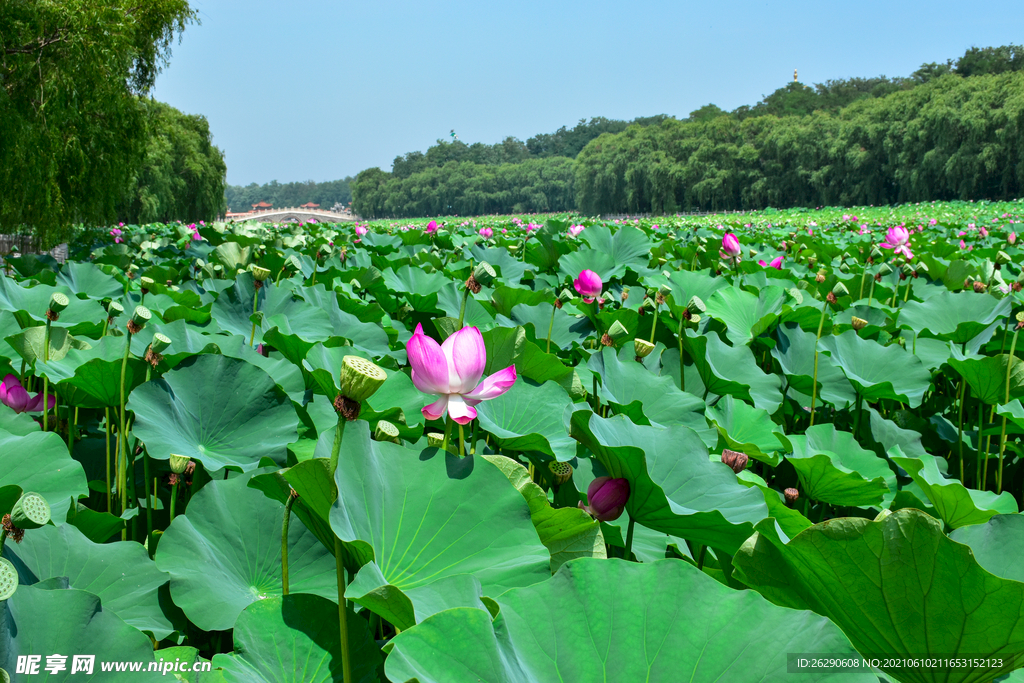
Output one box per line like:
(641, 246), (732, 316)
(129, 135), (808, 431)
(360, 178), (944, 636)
(574, 269), (602, 303)
(721, 449), (749, 473)
(0, 375), (54, 414)
(579, 476), (630, 522)
(880, 226), (913, 260)
(407, 324), (516, 424)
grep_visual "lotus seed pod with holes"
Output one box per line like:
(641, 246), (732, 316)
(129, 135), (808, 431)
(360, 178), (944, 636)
(472, 262), (496, 287)
(687, 296), (706, 315)
(997, 251), (1012, 265)
(548, 460), (573, 484)
(350, 279), (362, 289)
(426, 432), (446, 449)
(0, 558), (17, 601)
(831, 282), (849, 298)
(169, 454), (190, 474)
(877, 263), (893, 277)
(916, 262), (929, 274)
(689, 314), (702, 324)
(641, 297), (656, 312)
(633, 338), (655, 358)
(131, 305), (151, 328)
(108, 301), (124, 317)
(11, 492), (50, 530)
(658, 283), (672, 297)
(851, 317), (868, 331)
(558, 288), (573, 304)
(140, 276), (155, 288)
(607, 320), (630, 345)
(48, 292), (69, 313)
(250, 265), (271, 282)
(1016, 312), (1024, 324)
(339, 355), (387, 402)
(870, 246), (883, 259)
(374, 420), (401, 443)
(149, 333), (171, 355)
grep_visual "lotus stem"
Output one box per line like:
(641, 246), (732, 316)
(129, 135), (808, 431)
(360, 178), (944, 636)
(696, 544), (707, 571)
(249, 287), (259, 347)
(458, 422), (466, 457)
(105, 407), (112, 513)
(678, 316), (686, 392)
(868, 276), (876, 306)
(42, 318), (51, 431)
(68, 406), (77, 455)
(956, 381), (966, 483)
(624, 514), (635, 562)
(143, 449), (153, 555)
(169, 481), (179, 520)
(470, 419), (479, 455)
(976, 400), (984, 489)
(809, 304), (828, 426)
(852, 392), (863, 439)
(546, 303), (556, 353)
(441, 415), (454, 453)
(998, 327), (1020, 493)
(858, 268), (867, 300)
(457, 287), (471, 329)
(333, 541), (352, 683)
(119, 329), (133, 526)
(649, 301), (659, 343)
(328, 416), (346, 477)
(983, 404), (996, 490)
(281, 492), (297, 595)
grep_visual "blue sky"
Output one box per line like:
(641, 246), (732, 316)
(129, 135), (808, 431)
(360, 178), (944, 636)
(152, 0), (1024, 186)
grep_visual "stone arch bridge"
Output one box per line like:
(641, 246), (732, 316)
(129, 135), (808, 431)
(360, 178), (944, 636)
(224, 208), (358, 224)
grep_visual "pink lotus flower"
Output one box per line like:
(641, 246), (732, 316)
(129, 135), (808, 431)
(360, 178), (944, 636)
(1010, 232), (1017, 245)
(110, 228), (124, 244)
(0, 374), (54, 414)
(980, 226), (989, 238)
(880, 226), (913, 260)
(478, 227), (493, 238)
(579, 476), (630, 522)
(407, 325), (516, 425)
(355, 225), (368, 237)
(568, 224), (585, 238)
(574, 269), (602, 303)
(425, 220), (438, 234)
(720, 233), (741, 263)
(758, 256), (784, 269)
(960, 239), (968, 250)
(191, 231), (202, 241)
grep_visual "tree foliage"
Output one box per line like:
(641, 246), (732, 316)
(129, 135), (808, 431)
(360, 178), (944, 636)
(0, 0), (196, 243)
(224, 177), (354, 213)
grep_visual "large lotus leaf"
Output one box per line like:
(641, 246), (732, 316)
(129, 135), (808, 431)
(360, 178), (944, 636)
(470, 244), (528, 285)
(329, 422), (550, 599)
(212, 275), (332, 347)
(3, 523), (175, 639)
(891, 450), (1018, 528)
(780, 424), (895, 507)
(734, 509), (1024, 683)
(482, 453), (605, 572)
(4, 325), (92, 364)
(437, 282), (494, 330)
(515, 341), (584, 400)
(735, 469), (814, 539)
(0, 404), (40, 436)
(0, 429), (87, 523)
(662, 268), (729, 318)
(510, 302), (595, 351)
(129, 354), (298, 472)
(212, 241), (253, 271)
(706, 285), (785, 346)
(131, 319), (221, 367)
(214, 334), (306, 405)
(299, 284), (392, 357)
(384, 558), (873, 683)
(705, 395), (785, 466)
(949, 514), (1024, 582)
(383, 265), (448, 312)
(303, 342), (360, 397)
(155, 474), (338, 632)
(819, 330), (931, 407)
(366, 370), (428, 428)
(0, 277), (106, 334)
(35, 335), (148, 408)
(475, 379), (575, 461)
(949, 354), (1024, 405)
(569, 411), (768, 552)
(773, 323), (857, 409)
(211, 594), (381, 683)
(489, 287), (548, 317)
(900, 290), (1011, 344)
(0, 585), (166, 681)
(55, 261), (124, 300)
(684, 330), (784, 413)
(581, 224), (653, 272)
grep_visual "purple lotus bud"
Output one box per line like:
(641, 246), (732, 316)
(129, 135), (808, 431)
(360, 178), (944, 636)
(721, 449), (748, 474)
(584, 476), (630, 522)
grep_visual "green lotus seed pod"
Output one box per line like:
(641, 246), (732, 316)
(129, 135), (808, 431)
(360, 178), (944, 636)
(107, 301), (124, 317)
(131, 305), (151, 328)
(149, 333), (171, 355)
(472, 262), (496, 287)
(787, 288), (805, 305)
(548, 460), (573, 484)
(339, 355), (387, 402)
(374, 420), (401, 443)
(657, 257), (667, 265)
(634, 338), (655, 358)
(877, 263), (893, 276)
(748, 248), (758, 258)
(689, 314), (702, 324)
(658, 283), (672, 297)
(169, 454), (190, 474)
(48, 292), (69, 313)
(996, 251), (1012, 265)
(1, 664), (10, 683)
(839, 262), (850, 273)
(11, 492), (50, 530)
(508, 244), (520, 253)
(140, 276), (155, 288)
(0, 557), (17, 601)
(607, 320), (630, 344)
(851, 316), (868, 331)
(250, 265), (271, 281)
(641, 297), (656, 312)
(686, 296), (706, 315)
(915, 262), (929, 274)
(1016, 312), (1024, 324)
(426, 432), (446, 449)
(831, 282), (850, 298)
(558, 288), (573, 304)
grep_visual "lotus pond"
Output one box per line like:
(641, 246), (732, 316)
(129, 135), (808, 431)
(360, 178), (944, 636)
(2, 201), (1024, 682)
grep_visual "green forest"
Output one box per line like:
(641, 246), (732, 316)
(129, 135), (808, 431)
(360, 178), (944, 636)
(351, 44), (1024, 218)
(224, 178), (354, 213)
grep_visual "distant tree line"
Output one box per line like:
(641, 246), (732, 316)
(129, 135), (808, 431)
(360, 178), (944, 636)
(224, 178), (353, 213)
(351, 44), (1024, 218)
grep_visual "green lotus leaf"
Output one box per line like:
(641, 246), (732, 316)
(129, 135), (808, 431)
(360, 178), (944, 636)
(155, 473), (338, 632)
(570, 411), (768, 552)
(949, 354), (1024, 405)
(579, 223), (654, 275)
(299, 284), (393, 357)
(773, 323), (857, 409)
(470, 244), (528, 285)
(55, 261), (124, 300)
(735, 468), (814, 539)
(437, 282), (493, 329)
(35, 335), (148, 408)
(661, 268), (729, 318)
(0, 405), (39, 436)
(490, 286), (547, 317)
(510, 301), (595, 351)
(734, 509), (1024, 683)
(0, 429), (87, 523)
(328, 422), (550, 602)
(684, 330), (784, 413)
(384, 558), (873, 683)
(706, 395), (785, 466)
(3, 523), (175, 639)
(891, 450), (1017, 528)
(779, 423), (895, 507)
(706, 285), (785, 346)
(211, 594), (382, 683)
(366, 369), (428, 428)
(475, 379), (575, 462)
(949, 513), (1024, 582)
(819, 329), (931, 407)
(212, 275), (332, 348)
(900, 290), (1012, 344)
(0, 278), (106, 335)
(4, 325), (92, 364)
(0, 585), (167, 681)
(129, 354), (298, 472)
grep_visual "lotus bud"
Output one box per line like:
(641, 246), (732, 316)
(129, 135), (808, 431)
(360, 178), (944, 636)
(687, 296), (706, 315)
(250, 265), (271, 282)
(128, 305), (151, 334)
(581, 476), (630, 522)
(0, 557), (17, 601)
(169, 454), (190, 474)
(148, 333), (171, 356)
(720, 449), (748, 474)
(11, 492), (50, 530)
(548, 460), (573, 485)
(374, 420), (401, 443)
(633, 338), (655, 359)
(339, 355), (387, 404)
(48, 292), (69, 314)
(606, 320), (630, 345)
(877, 263), (893, 277)
(996, 251), (1012, 265)
(784, 488), (800, 505)
(471, 261), (496, 288)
